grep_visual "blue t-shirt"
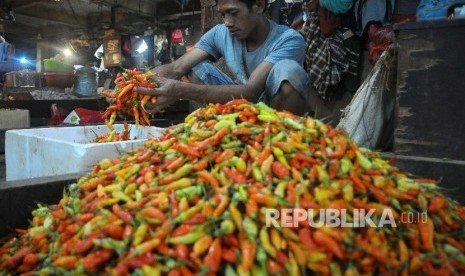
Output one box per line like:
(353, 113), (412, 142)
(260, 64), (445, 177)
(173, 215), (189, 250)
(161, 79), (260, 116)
(195, 20), (306, 84)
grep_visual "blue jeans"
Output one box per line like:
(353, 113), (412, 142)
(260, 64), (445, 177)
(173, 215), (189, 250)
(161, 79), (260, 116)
(192, 59), (310, 105)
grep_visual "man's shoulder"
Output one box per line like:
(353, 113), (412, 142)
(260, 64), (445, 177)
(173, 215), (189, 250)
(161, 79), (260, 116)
(206, 24), (228, 35)
(269, 20), (304, 40)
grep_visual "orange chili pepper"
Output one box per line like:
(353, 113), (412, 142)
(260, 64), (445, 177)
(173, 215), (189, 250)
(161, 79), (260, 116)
(240, 236), (256, 272)
(428, 196), (446, 213)
(171, 224), (192, 237)
(418, 217), (434, 251)
(203, 238), (222, 273)
(313, 230), (344, 259)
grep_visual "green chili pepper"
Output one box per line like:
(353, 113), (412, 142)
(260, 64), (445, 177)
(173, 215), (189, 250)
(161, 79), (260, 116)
(135, 190), (143, 202)
(172, 164), (194, 180)
(339, 157), (352, 176)
(112, 191), (132, 202)
(397, 176), (419, 192)
(274, 181), (288, 198)
(214, 118), (237, 130)
(257, 114), (278, 122)
(106, 129), (116, 142)
(356, 151), (373, 170)
(167, 228), (205, 244)
(329, 262), (342, 276)
(94, 238), (127, 255)
(256, 246), (268, 275)
(221, 140), (242, 149)
(316, 165), (330, 185)
(259, 228), (276, 258)
(231, 156), (247, 173)
(225, 264), (238, 276)
(173, 200), (205, 224)
(390, 198), (402, 211)
(219, 219), (236, 235)
(243, 216), (258, 240)
(175, 186), (202, 200)
(239, 185), (248, 201)
(271, 131), (286, 143)
(218, 170), (232, 186)
(252, 163), (264, 182)
(124, 183), (137, 195)
(163, 178), (192, 192)
(256, 102), (275, 114)
(282, 117), (304, 130)
(133, 224), (148, 246)
(273, 147), (290, 169)
(444, 244), (465, 264)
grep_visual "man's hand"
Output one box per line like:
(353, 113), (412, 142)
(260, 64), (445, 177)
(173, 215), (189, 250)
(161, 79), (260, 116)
(135, 76), (182, 114)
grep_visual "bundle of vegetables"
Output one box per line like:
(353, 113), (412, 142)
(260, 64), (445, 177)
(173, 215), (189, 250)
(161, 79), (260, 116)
(102, 68), (158, 128)
(2, 99), (465, 275)
(93, 121), (130, 143)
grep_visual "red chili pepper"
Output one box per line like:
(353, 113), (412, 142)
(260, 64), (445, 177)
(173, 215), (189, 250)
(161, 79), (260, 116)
(427, 196), (446, 213)
(418, 218), (434, 251)
(171, 190), (179, 217)
(174, 244), (189, 260)
(102, 223), (124, 240)
(313, 230), (344, 259)
(275, 250), (289, 265)
(171, 224), (192, 237)
(81, 249), (114, 273)
(135, 149), (154, 163)
(192, 159), (208, 171)
(224, 234), (240, 247)
(271, 161), (290, 179)
(112, 204), (134, 224)
(174, 143), (201, 158)
(184, 213), (207, 225)
(240, 236), (256, 272)
(298, 228), (318, 249)
(216, 149), (236, 164)
(203, 238), (222, 273)
(266, 259), (284, 273)
(254, 146), (272, 165)
(128, 252), (155, 269)
(222, 248), (237, 263)
(223, 167), (247, 183)
(197, 170), (219, 188)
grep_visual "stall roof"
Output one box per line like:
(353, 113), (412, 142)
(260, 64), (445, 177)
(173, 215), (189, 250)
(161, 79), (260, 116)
(0, 0), (200, 45)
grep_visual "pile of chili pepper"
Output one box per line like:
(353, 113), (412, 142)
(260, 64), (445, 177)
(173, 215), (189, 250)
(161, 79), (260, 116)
(95, 68), (158, 143)
(2, 99), (465, 275)
(93, 121), (131, 143)
(101, 68), (158, 128)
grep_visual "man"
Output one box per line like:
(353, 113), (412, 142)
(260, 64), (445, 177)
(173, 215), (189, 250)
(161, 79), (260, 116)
(137, 0), (309, 115)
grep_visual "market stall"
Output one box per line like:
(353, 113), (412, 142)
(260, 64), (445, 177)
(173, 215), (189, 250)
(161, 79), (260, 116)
(1, 100), (465, 275)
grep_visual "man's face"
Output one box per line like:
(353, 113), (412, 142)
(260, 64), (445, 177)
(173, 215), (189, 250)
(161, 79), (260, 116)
(217, 0), (261, 40)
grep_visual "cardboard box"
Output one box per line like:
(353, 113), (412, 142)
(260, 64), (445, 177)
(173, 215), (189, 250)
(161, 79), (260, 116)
(0, 109), (30, 130)
(5, 124), (164, 181)
(0, 109), (30, 154)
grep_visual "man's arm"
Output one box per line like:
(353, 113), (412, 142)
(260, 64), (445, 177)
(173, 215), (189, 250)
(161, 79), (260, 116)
(181, 60), (274, 103)
(138, 60), (274, 113)
(152, 48), (210, 80)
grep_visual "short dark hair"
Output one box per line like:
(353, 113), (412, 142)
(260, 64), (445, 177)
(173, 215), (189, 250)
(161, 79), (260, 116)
(238, 0), (268, 12)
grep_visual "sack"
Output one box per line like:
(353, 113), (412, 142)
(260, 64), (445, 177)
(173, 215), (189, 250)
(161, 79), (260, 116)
(173, 44), (186, 57)
(354, 0), (395, 36)
(171, 29), (184, 43)
(416, 0), (465, 20)
(337, 46), (396, 150)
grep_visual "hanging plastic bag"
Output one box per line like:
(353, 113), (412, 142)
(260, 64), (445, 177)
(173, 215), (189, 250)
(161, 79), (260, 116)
(337, 46), (396, 150)
(49, 103), (69, 126)
(171, 29), (184, 43)
(416, 0), (465, 20)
